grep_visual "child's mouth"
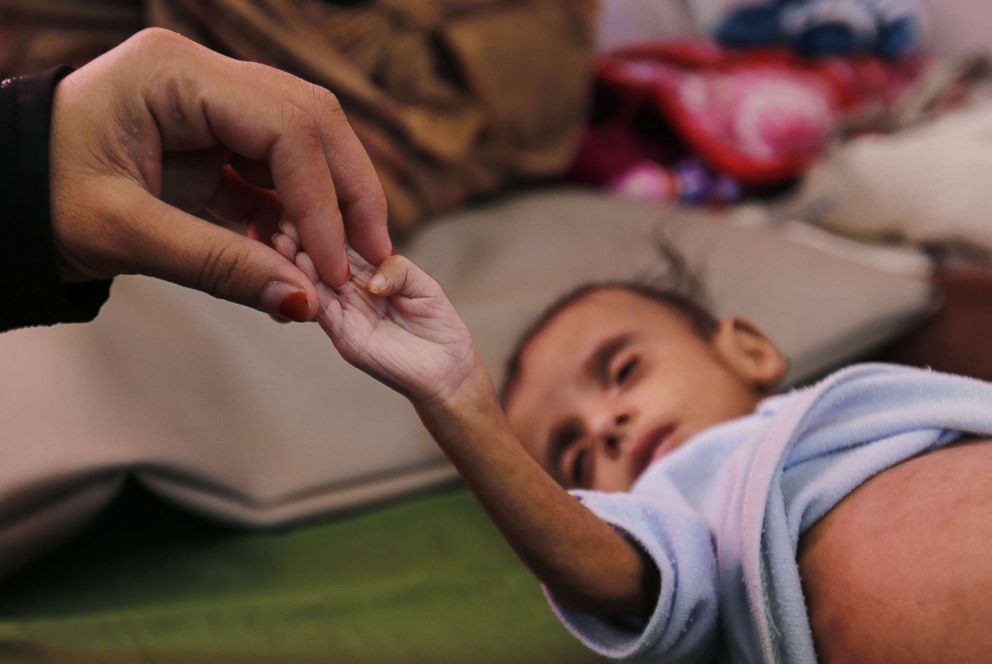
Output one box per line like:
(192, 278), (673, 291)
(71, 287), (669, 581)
(630, 423), (678, 477)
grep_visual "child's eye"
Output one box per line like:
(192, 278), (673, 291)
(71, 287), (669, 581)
(572, 448), (589, 486)
(553, 425), (580, 450)
(615, 357), (638, 385)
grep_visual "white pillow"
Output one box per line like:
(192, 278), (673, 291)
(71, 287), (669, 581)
(785, 101), (992, 258)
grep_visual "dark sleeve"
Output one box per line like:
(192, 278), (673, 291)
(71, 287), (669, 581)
(0, 66), (112, 333)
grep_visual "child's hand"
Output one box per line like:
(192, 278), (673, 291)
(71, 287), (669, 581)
(273, 225), (478, 405)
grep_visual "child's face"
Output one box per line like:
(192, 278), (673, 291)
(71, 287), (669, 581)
(505, 288), (785, 492)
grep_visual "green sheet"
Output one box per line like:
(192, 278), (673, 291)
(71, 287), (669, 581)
(0, 483), (602, 662)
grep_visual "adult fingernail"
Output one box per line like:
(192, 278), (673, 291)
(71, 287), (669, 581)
(261, 281), (312, 322)
(367, 274), (386, 293)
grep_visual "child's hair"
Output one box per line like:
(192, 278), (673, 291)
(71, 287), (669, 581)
(500, 241), (718, 406)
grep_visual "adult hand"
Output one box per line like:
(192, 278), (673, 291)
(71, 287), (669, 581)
(49, 28), (392, 321)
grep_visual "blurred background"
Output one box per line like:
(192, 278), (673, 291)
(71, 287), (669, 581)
(1, 0), (990, 231)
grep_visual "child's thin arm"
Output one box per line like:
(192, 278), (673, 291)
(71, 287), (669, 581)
(415, 363), (660, 617)
(274, 233), (658, 618)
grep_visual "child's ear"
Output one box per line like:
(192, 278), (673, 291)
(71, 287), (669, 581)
(712, 317), (789, 393)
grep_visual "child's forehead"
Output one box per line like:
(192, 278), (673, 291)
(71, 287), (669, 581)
(510, 289), (699, 401)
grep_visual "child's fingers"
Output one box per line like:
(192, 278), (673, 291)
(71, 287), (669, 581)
(278, 220), (301, 246)
(272, 232), (298, 263)
(295, 251), (321, 284)
(344, 245), (374, 279)
(366, 255), (440, 299)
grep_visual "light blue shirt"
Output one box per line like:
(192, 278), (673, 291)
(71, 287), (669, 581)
(548, 364), (992, 663)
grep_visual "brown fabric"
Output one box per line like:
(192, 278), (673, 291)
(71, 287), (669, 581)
(0, 0), (596, 231)
(0, 1), (142, 75)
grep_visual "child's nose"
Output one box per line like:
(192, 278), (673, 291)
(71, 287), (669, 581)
(593, 412), (631, 459)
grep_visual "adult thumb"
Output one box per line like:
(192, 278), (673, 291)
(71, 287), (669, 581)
(120, 190), (319, 321)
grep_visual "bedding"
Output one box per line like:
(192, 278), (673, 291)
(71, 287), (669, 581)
(0, 483), (601, 662)
(572, 40), (922, 194)
(784, 99), (992, 258)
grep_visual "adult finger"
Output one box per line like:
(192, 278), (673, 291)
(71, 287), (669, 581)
(306, 88), (392, 268)
(240, 63), (392, 270)
(136, 31), (390, 285)
(117, 183), (318, 322)
(216, 60), (392, 272)
(141, 44), (347, 285)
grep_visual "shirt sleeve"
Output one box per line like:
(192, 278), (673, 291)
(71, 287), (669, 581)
(545, 488), (720, 663)
(0, 66), (112, 332)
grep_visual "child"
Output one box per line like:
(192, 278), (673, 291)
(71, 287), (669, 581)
(272, 227), (992, 663)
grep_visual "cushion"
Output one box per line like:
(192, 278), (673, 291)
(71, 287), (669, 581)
(785, 100), (992, 258)
(0, 188), (934, 577)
